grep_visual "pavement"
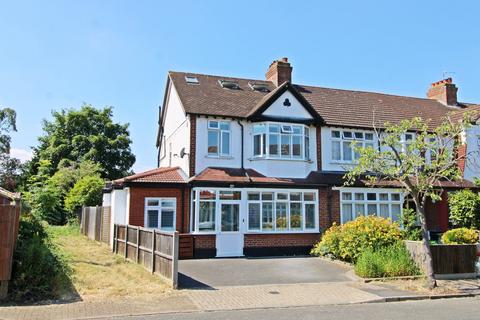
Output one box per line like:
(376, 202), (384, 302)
(0, 257), (477, 320)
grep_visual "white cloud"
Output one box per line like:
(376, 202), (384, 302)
(10, 148), (33, 163)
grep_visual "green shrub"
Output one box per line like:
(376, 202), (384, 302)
(401, 207), (422, 241)
(311, 216), (403, 262)
(64, 175), (104, 219)
(9, 214), (72, 302)
(449, 189), (480, 229)
(441, 228), (479, 244)
(354, 243), (421, 278)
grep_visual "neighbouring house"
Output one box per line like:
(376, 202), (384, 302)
(0, 187), (20, 206)
(104, 57), (480, 259)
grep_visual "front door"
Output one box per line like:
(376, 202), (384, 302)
(216, 202), (243, 257)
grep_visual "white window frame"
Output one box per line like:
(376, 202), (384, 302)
(144, 197), (176, 231)
(336, 188), (403, 224)
(252, 122), (311, 161)
(330, 128), (376, 163)
(191, 188), (319, 234)
(207, 120), (231, 157)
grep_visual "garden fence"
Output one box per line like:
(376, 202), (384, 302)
(0, 204), (20, 300)
(80, 206), (111, 244)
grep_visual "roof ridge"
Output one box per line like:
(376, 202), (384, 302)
(122, 166), (180, 182)
(168, 71), (273, 84)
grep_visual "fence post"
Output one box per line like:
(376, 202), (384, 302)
(113, 224), (117, 253)
(124, 225), (128, 259)
(136, 226), (140, 263)
(172, 231), (179, 289)
(151, 229), (156, 274)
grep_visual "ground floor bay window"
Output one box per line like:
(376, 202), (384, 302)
(337, 188), (403, 224)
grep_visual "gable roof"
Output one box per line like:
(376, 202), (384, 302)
(168, 71), (478, 129)
(113, 167), (187, 185)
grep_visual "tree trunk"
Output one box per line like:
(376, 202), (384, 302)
(415, 201), (437, 289)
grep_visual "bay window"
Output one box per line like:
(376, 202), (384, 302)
(144, 198), (176, 231)
(208, 120), (231, 156)
(339, 189), (403, 224)
(331, 129), (376, 162)
(253, 122), (311, 160)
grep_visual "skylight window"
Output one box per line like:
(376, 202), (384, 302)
(218, 79), (240, 89)
(248, 82), (270, 92)
(185, 75), (199, 84)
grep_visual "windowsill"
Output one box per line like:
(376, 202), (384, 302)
(205, 155), (234, 159)
(245, 230), (319, 234)
(329, 160), (357, 165)
(249, 157), (313, 163)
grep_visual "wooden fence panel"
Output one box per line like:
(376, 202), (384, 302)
(0, 204), (20, 299)
(113, 224), (178, 288)
(81, 206), (110, 244)
(101, 206), (111, 243)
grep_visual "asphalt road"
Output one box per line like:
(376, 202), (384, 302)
(116, 297), (480, 320)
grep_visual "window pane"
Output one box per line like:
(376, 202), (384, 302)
(147, 210), (159, 228)
(354, 132), (364, 139)
(290, 192), (302, 201)
(304, 192), (315, 201)
(290, 203), (302, 229)
(365, 133), (374, 140)
(208, 130), (218, 155)
(253, 124), (266, 134)
(354, 193), (364, 200)
(254, 134), (262, 156)
(199, 201), (215, 231)
(332, 141), (341, 161)
(262, 202), (274, 230)
(262, 192), (273, 200)
(343, 141), (352, 161)
(221, 131), (230, 155)
(248, 192), (260, 201)
(355, 204), (365, 218)
(269, 134), (279, 156)
(248, 203), (261, 230)
(391, 204), (401, 222)
(161, 210), (175, 229)
(343, 131), (353, 139)
(269, 124), (279, 133)
(221, 204), (239, 232)
(220, 122), (230, 130)
(342, 204), (353, 222)
(305, 204), (316, 229)
(161, 200), (175, 207)
(305, 135), (310, 159)
(292, 126), (302, 134)
(281, 125), (293, 133)
(379, 193), (389, 201)
(342, 192), (352, 201)
(292, 135), (302, 157)
(332, 130), (341, 138)
(199, 190), (216, 200)
(277, 193), (288, 200)
(208, 121), (218, 129)
(276, 202), (288, 230)
(367, 193), (377, 201)
(365, 142), (375, 149)
(219, 191), (241, 200)
(367, 204), (377, 215)
(147, 199), (159, 206)
(379, 204), (389, 218)
(281, 135), (291, 156)
(391, 193), (400, 201)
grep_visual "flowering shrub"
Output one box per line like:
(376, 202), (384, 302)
(441, 228), (479, 244)
(311, 216), (402, 262)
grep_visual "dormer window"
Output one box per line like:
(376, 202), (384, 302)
(253, 122), (310, 160)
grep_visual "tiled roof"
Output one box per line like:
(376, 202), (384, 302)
(451, 104), (480, 123)
(169, 71), (478, 129)
(114, 167), (187, 185)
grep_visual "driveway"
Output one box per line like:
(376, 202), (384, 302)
(178, 256), (354, 288)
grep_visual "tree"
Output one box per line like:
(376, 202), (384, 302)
(0, 107), (17, 154)
(64, 175), (104, 217)
(345, 115), (475, 289)
(448, 189), (480, 229)
(33, 104), (135, 180)
(0, 154), (24, 190)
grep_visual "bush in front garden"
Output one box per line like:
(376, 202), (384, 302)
(441, 228), (479, 244)
(354, 243), (421, 278)
(311, 216), (402, 262)
(448, 189), (480, 230)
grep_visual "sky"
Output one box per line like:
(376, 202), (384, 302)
(1, 0), (479, 172)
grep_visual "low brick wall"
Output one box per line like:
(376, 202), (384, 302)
(405, 240), (477, 277)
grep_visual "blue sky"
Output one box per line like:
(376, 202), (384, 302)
(1, 0), (479, 172)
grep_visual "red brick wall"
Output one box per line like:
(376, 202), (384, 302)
(244, 233), (320, 248)
(189, 115), (196, 177)
(128, 186), (190, 233)
(319, 187), (340, 230)
(457, 144), (467, 174)
(193, 234), (216, 249)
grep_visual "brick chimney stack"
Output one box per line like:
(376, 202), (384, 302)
(265, 57), (292, 87)
(427, 78), (458, 106)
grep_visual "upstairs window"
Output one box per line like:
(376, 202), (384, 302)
(208, 120), (231, 156)
(253, 122), (310, 160)
(331, 129), (376, 162)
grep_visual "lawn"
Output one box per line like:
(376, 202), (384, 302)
(47, 225), (170, 302)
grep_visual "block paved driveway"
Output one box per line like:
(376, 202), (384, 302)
(178, 256), (354, 288)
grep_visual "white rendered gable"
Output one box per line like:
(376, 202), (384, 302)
(261, 91), (313, 120)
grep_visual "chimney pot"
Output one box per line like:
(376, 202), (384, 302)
(265, 57), (292, 87)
